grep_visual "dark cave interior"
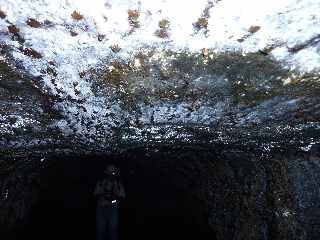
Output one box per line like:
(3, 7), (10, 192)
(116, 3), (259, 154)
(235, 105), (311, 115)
(4, 145), (320, 240)
(6, 150), (213, 240)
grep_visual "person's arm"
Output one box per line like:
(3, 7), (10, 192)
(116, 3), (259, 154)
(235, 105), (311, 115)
(94, 180), (103, 197)
(114, 180), (126, 199)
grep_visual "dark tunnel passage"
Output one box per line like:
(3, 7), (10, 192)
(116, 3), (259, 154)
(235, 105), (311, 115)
(5, 145), (320, 239)
(9, 152), (213, 240)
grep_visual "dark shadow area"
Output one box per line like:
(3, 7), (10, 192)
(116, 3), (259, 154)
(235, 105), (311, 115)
(8, 154), (212, 240)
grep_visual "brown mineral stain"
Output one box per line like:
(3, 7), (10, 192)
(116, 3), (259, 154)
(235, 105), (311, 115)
(27, 18), (42, 28)
(70, 31), (79, 37)
(248, 25), (261, 34)
(71, 11), (84, 21)
(291, 79), (300, 85)
(155, 19), (170, 38)
(193, 18), (208, 30)
(0, 9), (6, 19)
(102, 60), (129, 86)
(158, 19), (170, 29)
(48, 60), (56, 66)
(127, 9), (140, 28)
(8, 25), (19, 35)
(8, 26), (25, 44)
(192, 1), (213, 32)
(23, 48), (42, 59)
(237, 26), (261, 42)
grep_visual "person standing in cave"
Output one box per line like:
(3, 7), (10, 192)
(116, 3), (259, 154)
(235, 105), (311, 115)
(94, 164), (125, 240)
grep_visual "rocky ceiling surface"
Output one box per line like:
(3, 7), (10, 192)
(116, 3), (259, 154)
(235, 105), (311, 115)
(0, 0), (319, 154)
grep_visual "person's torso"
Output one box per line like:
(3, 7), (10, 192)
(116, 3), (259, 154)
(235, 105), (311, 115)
(97, 178), (118, 206)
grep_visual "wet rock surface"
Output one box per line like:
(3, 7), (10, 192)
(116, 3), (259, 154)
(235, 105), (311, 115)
(0, 59), (65, 154)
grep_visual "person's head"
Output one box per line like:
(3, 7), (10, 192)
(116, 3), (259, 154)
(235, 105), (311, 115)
(104, 164), (118, 177)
